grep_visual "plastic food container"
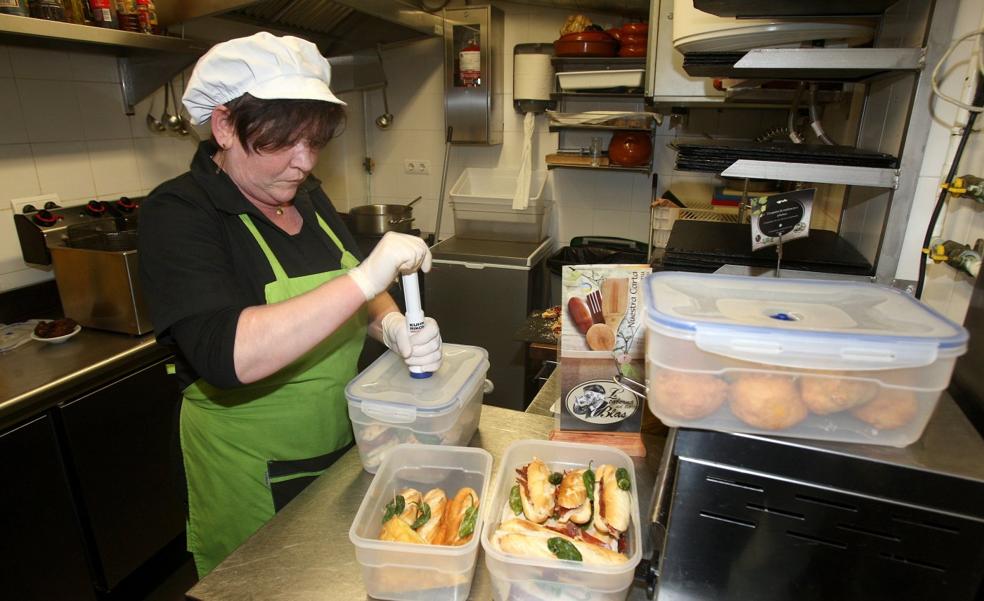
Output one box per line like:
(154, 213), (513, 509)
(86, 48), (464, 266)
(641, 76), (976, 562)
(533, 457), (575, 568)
(481, 440), (643, 601)
(556, 69), (645, 91)
(346, 344), (490, 473)
(449, 168), (550, 242)
(644, 272), (969, 447)
(349, 444), (493, 601)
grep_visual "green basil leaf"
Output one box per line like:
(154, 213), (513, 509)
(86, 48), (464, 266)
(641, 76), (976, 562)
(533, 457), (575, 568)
(509, 485), (523, 515)
(382, 494), (406, 524)
(411, 502), (431, 530)
(547, 537), (583, 562)
(583, 468), (595, 502)
(458, 505), (479, 539)
(548, 472), (563, 486)
(616, 467), (631, 491)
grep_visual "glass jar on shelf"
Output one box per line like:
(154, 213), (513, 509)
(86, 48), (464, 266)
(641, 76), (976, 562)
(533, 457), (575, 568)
(28, 0), (67, 21)
(0, 0), (30, 17)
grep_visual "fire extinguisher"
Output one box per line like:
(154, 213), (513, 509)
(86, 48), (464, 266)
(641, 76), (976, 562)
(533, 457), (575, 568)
(458, 37), (481, 87)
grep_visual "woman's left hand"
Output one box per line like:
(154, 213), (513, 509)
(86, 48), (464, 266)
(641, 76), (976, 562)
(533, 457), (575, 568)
(381, 313), (443, 373)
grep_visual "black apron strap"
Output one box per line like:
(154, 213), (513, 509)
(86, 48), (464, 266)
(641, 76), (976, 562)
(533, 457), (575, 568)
(266, 443), (353, 512)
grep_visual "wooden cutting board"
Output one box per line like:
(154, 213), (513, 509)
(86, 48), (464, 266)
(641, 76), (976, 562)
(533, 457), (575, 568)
(546, 153), (610, 167)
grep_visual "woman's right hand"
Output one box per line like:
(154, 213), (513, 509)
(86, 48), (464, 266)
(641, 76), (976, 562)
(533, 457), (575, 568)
(348, 232), (432, 300)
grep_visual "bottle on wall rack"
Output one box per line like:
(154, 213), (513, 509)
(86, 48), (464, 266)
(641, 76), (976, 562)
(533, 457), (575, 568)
(62, 0), (90, 24)
(0, 0), (30, 16)
(87, 0), (117, 27)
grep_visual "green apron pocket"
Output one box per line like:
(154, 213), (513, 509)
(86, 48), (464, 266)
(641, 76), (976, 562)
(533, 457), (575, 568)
(266, 443), (353, 511)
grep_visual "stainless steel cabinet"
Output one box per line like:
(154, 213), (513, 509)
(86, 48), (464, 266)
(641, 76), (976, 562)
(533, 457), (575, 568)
(426, 237), (551, 410)
(0, 415), (97, 601)
(58, 357), (185, 591)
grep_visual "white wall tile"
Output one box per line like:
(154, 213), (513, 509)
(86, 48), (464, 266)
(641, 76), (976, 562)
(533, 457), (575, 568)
(133, 136), (191, 189)
(17, 79), (84, 143)
(0, 79), (28, 145)
(76, 81), (132, 140)
(69, 50), (120, 83)
(0, 45), (11, 78)
(593, 208), (634, 239)
(88, 139), (141, 196)
(33, 141), (96, 200)
(8, 46), (73, 81)
(0, 144), (40, 204)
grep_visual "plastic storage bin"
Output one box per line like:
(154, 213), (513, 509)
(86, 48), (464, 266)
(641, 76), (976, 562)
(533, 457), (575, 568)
(449, 168), (550, 242)
(481, 440), (643, 601)
(346, 344), (490, 473)
(349, 444), (493, 601)
(644, 272), (969, 447)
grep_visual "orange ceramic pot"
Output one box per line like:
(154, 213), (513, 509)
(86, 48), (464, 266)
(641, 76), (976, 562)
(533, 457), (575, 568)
(608, 131), (652, 167)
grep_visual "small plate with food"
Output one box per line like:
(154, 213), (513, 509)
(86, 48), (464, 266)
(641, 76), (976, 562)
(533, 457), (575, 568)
(32, 318), (81, 344)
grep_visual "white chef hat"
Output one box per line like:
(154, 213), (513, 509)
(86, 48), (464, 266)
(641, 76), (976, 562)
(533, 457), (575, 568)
(182, 32), (346, 125)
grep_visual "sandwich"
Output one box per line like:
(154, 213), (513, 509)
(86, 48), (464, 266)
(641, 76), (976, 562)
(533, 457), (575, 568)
(516, 458), (555, 524)
(380, 515), (427, 544)
(592, 465), (630, 537)
(416, 488), (447, 544)
(555, 468), (592, 525)
(490, 518), (627, 566)
(439, 487), (481, 546)
(397, 488), (422, 526)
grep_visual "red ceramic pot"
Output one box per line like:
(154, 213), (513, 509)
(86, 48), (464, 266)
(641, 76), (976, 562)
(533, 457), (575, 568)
(622, 22), (648, 35)
(608, 131), (652, 167)
(617, 45), (647, 57)
(554, 31), (617, 57)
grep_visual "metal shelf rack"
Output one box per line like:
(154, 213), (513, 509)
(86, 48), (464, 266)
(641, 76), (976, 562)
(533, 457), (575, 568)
(720, 160), (899, 189)
(682, 48), (925, 81)
(0, 13), (207, 114)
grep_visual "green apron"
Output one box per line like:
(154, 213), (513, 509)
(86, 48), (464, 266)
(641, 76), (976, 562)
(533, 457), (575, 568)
(180, 212), (367, 577)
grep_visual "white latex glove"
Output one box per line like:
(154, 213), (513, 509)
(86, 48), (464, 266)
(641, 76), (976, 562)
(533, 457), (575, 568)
(381, 312), (443, 373)
(348, 233), (432, 301)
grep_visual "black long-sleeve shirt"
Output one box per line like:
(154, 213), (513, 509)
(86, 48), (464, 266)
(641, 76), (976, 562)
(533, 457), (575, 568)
(138, 140), (363, 391)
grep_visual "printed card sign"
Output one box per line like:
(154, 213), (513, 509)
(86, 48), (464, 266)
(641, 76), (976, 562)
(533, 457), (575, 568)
(750, 188), (815, 251)
(560, 264), (650, 433)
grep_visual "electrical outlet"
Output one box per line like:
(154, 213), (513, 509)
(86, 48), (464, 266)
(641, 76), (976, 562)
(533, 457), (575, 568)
(404, 159), (431, 175)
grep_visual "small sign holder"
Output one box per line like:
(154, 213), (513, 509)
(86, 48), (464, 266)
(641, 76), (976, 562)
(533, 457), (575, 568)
(750, 188), (815, 277)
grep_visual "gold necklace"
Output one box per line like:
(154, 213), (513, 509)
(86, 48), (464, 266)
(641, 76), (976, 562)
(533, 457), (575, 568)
(275, 207), (284, 216)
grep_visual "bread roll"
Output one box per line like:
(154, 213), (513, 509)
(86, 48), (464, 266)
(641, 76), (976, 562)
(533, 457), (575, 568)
(519, 458), (555, 523)
(568, 297), (594, 334)
(586, 323), (616, 351)
(416, 488), (447, 544)
(851, 389), (918, 430)
(648, 370), (727, 420)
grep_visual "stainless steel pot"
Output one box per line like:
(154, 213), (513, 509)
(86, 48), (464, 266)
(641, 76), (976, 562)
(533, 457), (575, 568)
(349, 197), (420, 235)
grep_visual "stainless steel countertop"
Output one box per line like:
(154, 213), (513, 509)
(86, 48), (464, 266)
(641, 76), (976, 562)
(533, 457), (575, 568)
(0, 328), (162, 429)
(187, 404), (658, 601)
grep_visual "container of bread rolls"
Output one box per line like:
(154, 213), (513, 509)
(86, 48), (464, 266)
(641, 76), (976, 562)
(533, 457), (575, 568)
(346, 344), (491, 473)
(349, 443), (493, 600)
(480, 440), (642, 601)
(644, 272), (969, 447)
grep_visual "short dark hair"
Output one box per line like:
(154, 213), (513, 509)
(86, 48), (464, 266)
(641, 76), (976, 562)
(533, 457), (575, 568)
(223, 93), (346, 154)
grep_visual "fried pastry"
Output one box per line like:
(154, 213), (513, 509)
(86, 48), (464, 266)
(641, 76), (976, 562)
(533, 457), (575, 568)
(729, 374), (808, 430)
(648, 370), (728, 420)
(851, 389), (919, 430)
(800, 374), (878, 414)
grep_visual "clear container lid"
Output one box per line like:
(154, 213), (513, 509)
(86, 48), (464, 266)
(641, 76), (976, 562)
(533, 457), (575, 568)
(345, 344), (489, 424)
(645, 273), (968, 370)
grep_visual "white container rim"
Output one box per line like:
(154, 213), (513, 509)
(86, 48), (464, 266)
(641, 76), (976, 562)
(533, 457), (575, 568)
(480, 440), (643, 578)
(644, 273), (969, 355)
(449, 168), (548, 203)
(348, 444), (492, 559)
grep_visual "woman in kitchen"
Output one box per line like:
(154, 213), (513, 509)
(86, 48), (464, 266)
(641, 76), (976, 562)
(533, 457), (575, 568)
(138, 32), (441, 577)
